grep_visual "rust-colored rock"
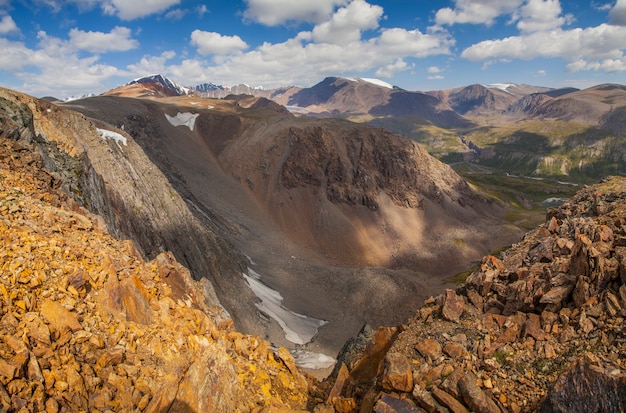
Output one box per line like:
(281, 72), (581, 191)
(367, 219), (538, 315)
(458, 372), (501, 413)
(416, 338), (443, 362)
(381, 352), (413, 392)
(413, 385), (448, 413)
(524, 313), (548, 341)
(40, 299), (82, 334)
(432, 386), (469, 413)
(442, 289), (466, 323)
(374, 393), (421, 413)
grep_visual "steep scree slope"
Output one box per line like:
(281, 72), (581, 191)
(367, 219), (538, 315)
(0, 137), (312, 412)
(0, 87), (249, 323)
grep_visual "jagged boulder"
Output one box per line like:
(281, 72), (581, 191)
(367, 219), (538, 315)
(541, 353), (626, 413)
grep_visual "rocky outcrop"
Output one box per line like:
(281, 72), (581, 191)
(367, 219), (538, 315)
(0, 137), (311, 411)
(279, 124), (480, 211)
(317, 176), (626, 412)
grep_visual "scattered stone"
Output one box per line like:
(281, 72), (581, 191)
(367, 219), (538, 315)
(443, 342), (464, 359)
(440, 368), (465, 399)
(539, 285), (573, 305)
(412, 386), (448, 413)
(442, 289), (466, 323)
(40, 299), (82, 333)
(458, 372), (502, 413)
(431, 386), (469, 413)
(524, 313), (548, 341)
(327, 363), (349, 403)
(381, 353), (413, 392)
(416, 338), (443, 362)
(374, 393), (421, 413)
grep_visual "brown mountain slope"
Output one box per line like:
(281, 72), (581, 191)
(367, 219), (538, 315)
(0, 136), (311, 411)
(0, 87), (255, 343)
(279, 77), (471, 128)
(286, 77), (394, 114)
(432, 83), (553, 119)
(63, 94), (521, 357)
(319, 176), (626, 412)
(523, 83), (626, 128)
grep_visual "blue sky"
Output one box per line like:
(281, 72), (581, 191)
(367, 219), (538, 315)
(0, 0), (625, 98)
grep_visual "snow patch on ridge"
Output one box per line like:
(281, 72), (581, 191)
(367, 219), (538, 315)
(486, 83), (519, 95)
(165, 112), (199, 131)
(242, 268), (327, 346)
(97, 128), (127, 147)
(360, 77), (393, 89)
(345, 77), (393, 89)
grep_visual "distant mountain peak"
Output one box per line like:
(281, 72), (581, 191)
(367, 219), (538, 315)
(194, 82), (225, 93)
(128, 74), (192, 96)
(64, 92), (96, 102)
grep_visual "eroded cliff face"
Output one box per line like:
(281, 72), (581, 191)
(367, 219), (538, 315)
(0, 88), (247, 317)
(319, 176), (626, 412)
(0, 137), (311, 411)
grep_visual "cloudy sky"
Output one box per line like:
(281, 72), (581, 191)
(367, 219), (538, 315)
(1, 0), (625, 98)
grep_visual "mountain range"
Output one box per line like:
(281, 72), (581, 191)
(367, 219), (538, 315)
(103, 75), (626, 202)
(101, 74), (622, 128)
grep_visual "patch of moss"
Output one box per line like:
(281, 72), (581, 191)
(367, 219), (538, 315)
(447, 264), (478, 285)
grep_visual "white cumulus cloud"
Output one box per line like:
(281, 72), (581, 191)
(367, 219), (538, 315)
(243, 0), (348, 26)
(190, 30), (249, 56)
(610, 0), (626, 26)
(375, 59), (410, 78)
(174, 22), (453, 89)
(376, 27), (454, 58)
(68, 26), (138, 53)
(0, 15), (19, 35)
(461, 24), (626, 73)
(126, 50), (176, 76)
(100, 0), (180, 20)
(514, 0), (572, 33)
(0, 32), (126, 97)
(435, 0), (523, 26)
(311, 0), (382, 44)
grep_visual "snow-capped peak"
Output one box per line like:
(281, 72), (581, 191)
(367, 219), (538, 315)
(64, 92), (96, 102)
(128, 74), (191, 96)
(194, 82), (225, 93)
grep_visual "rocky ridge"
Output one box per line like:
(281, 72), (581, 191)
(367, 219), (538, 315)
(0, 87), (248, 330)
(318, 176), (626, 412)
(0, 136), (312, 412)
